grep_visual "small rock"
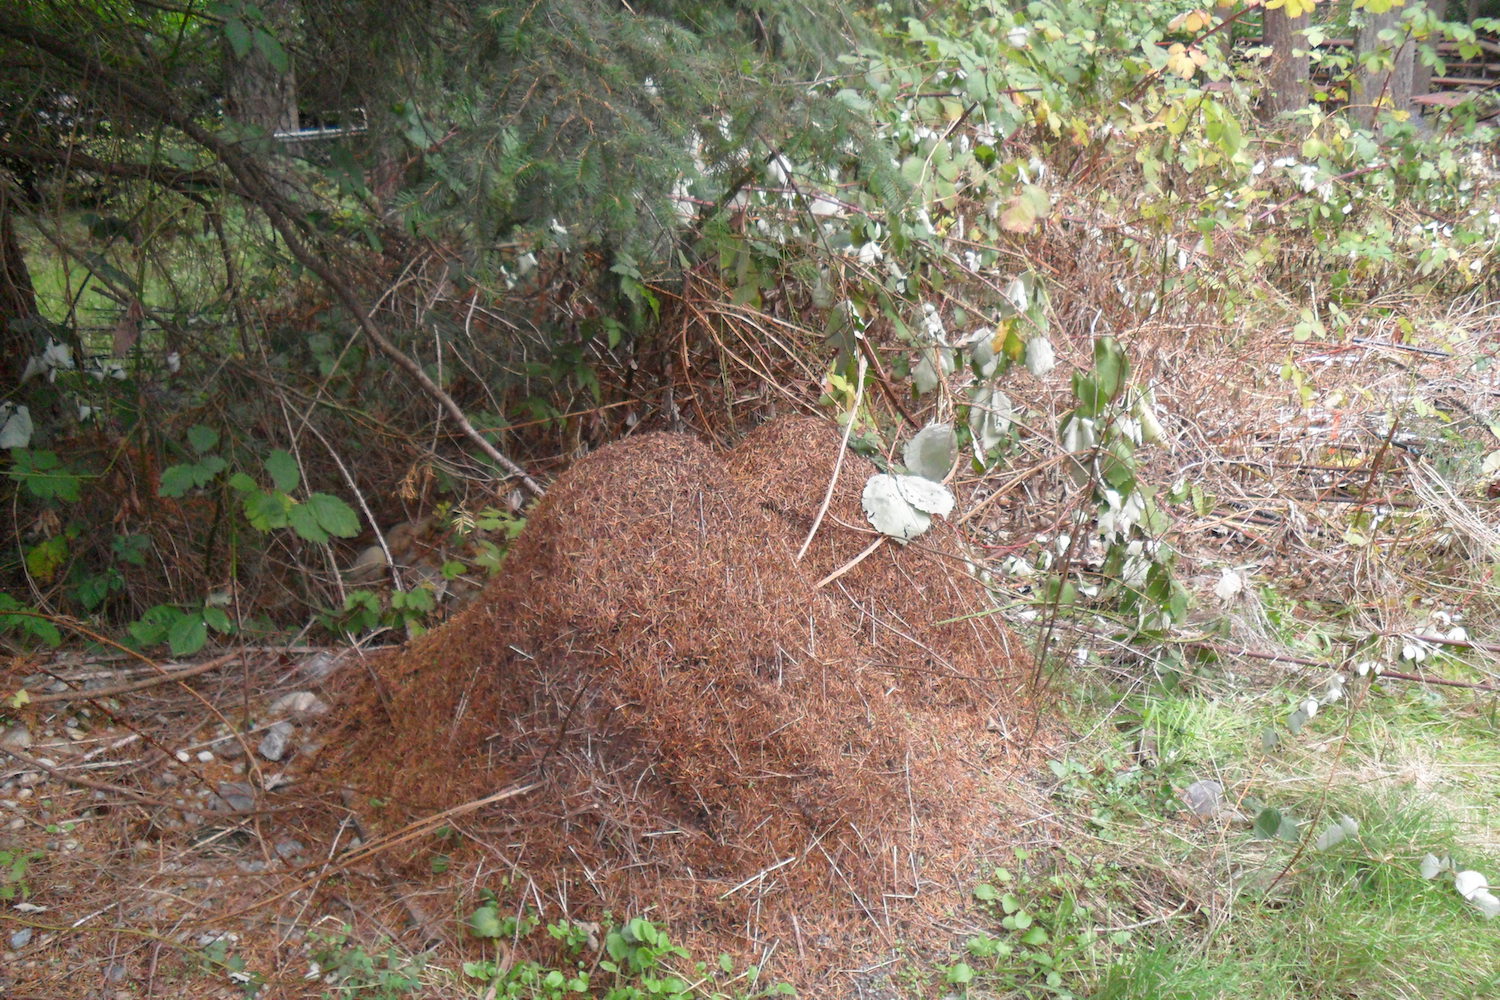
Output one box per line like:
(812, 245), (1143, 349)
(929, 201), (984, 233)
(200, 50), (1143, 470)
(104, 963), (127, 983)
(214, 782), (255, 813)
(268, 691), (329, 718)
(174, 750), (190, 763)
(298, 651), (344, 681)
(65, 728), (86, 741)
(1181, 779), (1225, 817)
(153, 770), (179, 788)
(9, 928), (32, 949)
(212, 735), (247, 759)
(195, 750), (214, 763)
(257, 722), (294, 762)
(274, 838), (305, 860)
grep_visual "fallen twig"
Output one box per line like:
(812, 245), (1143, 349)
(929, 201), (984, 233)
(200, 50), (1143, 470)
(23, 653), (239, 704)
(1184, 640), (1500, 693)
(798, 352), (867, 561)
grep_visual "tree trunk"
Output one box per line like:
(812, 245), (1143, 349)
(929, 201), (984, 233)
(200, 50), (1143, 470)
(0, 178), (41, 390)
(1262, 6), (1310, 121)
(1353, 5), (1425, 128)
(223, 1), (299, 153)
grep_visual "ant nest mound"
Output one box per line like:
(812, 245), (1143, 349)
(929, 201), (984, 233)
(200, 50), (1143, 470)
(329, 416), (1046, 975)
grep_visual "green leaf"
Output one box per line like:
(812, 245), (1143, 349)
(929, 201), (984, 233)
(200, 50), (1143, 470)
(461, 960), (494, 980)
(187, 425), (219, 454)
(129, 605), (177, 646)
(1071, 373), (1106, 417)
(227, 472), (257, 493)
(973, 882), (999, 902)
(1093, 336), (1128, 401)
(242, 489), (293, 530)
(1253, 807), (1283, 840)
(264, 450), (300, 493)
(159, 457), (227, 497)
(8, 450), (83, 503)
(469, 904), (503, 939)
(202, 606), (233, 634)
(945, 962), (975, 985)
(251, 26), (289, 74)
(0, 593), (62, 648)
(74, 570), (120, 611)
(167, 613), (207, 657)
(306, 493), (361, 538)
(224, 17), (251, 58)
(24, 536), (68, 583)
(288, 504), (329, 544)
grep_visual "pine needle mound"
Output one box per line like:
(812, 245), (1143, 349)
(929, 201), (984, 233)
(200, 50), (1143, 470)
(329, 416), (1040, 969)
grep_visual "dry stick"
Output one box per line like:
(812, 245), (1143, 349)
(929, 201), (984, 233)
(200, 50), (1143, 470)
(798, 351), (867, 561)
(2, 610), (267, 795)
(0, 743), (181, 809)
(250, 191), (547, 501)
(24, 652), (238, 704)
(1185, 643), (1500, 693)
(298, 416), (404, 593)
(210, 782), (546, 924)
(814, 536), (885, 590)
(1, 16), (544, 501)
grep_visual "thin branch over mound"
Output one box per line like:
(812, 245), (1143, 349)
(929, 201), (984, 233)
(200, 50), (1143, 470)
(326, 416), (1045, 978)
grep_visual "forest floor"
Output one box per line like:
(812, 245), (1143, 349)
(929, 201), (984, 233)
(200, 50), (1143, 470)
(3, 316), (1500, 999)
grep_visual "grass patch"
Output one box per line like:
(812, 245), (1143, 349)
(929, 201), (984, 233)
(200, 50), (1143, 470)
(1031, 666), (1499, 1000)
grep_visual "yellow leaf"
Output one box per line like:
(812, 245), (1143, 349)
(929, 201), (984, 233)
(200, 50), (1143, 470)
(1166, 43), (1207, 80)
(991, 318), (1016, 356)
(999, 195), (1037, 233)
(5, 688), (30, 710)
(1169, 9), (1214, 33)
(1267, 0), (1321, 16)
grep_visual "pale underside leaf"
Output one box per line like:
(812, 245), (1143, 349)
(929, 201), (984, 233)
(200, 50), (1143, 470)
(904, 422), (956, 480)
(894, 474), (955, 517)
(862, 474), (932, 542)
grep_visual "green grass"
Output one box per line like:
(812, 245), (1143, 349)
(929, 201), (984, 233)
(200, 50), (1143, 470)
(18, 207), (279, 355)
(1037, 665), (1500, 1000)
